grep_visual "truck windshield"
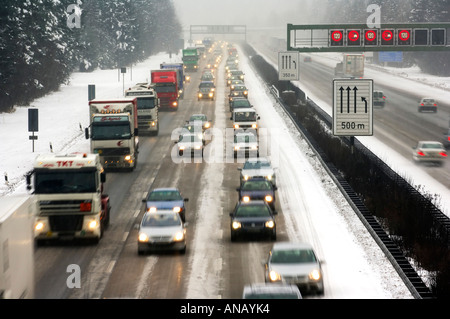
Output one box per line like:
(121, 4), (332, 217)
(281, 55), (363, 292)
(91, 122), (131, 140)
(35, 170), (97, 194)
(235, 112), (257, 122)
(136, 97), (156, 109)
(154, 83), (175, 93)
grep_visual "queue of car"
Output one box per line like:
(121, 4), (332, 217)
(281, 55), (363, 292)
(135, 41), (325, 297)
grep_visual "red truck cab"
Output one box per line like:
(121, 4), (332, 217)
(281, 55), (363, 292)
(151, 70), (179, 111)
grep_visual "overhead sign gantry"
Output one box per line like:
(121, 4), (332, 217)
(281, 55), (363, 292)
(189, 25), (247, 41)
(287, 23), (450, 52)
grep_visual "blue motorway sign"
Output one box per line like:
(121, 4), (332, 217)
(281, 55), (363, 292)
(378, 51), (403, 62)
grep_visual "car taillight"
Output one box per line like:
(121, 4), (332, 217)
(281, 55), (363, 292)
(420, 103), (424, 106)
(417, 151), (425, 156)
(434, 104), (437, 106)
(439, 152), (447, 157)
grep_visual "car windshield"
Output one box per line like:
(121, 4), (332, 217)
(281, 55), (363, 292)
(190, 115), (206, 122)
(233, 100), (250, 107)
(235, 134), (257, 143)
(142, 213), (181, 227)
(235, 204), (271, 217)
(423, 99), (434, 103)
(271, 249), (317, 264)
(234, 112), (257, 122)
(179, 134), (202, 143)
(147, 190), (182, 201)
(243, 161), (270, 170)
(199, 82), (214, 88)
(242, 180), (272, 191)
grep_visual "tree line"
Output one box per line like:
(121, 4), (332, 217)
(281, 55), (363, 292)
(0, 0), (181, 112)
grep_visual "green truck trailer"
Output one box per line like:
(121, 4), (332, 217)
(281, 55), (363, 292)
(182, 48), (199, 72)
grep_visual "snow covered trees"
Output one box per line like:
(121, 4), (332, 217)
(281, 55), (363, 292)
(0, 0), (181, 112)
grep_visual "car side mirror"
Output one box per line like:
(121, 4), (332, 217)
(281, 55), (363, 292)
(273, 186), (278, 191)
(184, 198), (189, 202)
(236, 187), (240, 191)
(273, 210), (278, 215)
(230, 117), (232, 120)
(237, 168), (242, 171)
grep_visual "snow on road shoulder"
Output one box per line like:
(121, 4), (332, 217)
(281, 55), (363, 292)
(240, 48), (412, 298)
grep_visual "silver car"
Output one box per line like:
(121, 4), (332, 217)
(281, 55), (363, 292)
(233, 132), (259, 158)
(176, 133), (204, 157)
(137, 209), (187, 255)
(412, 141), (447, 165)
(238, 157), (276, 186)
(264, 242), (324, 295)
(418, 97), (437, 112)
(242, 283), (302, 299)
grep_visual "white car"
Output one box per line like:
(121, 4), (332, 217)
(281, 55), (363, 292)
(412, 141), (447, 165)
(137, 209), (187, 255)
(238, 157), (276, 186)
(264, 242), (324, 295)
(242, 283), (302, 299)
(418, 97), (437, 113)
(176, 133), (204, 157)
(233, 132), (259, 158)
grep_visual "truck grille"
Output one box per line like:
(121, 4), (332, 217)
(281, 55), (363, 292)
(39, 200), (87, 214)
(49, 215), (84, 232)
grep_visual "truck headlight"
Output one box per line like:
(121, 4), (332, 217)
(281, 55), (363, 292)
(172, 101), (178, 107)
(243, 196), (250, 202)
(234, 145), (240, 151)
(252, 123), (257, 129)
(265, 195), (273, 202)
(234, 124), (239, 129)
(35, 221), (45, 232)
(124, 155), (132, 161)
(198, 93), (203, 98)
(88, 220), (99, 230)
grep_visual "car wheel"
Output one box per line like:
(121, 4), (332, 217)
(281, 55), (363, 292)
(138, 248), (145, 256)
(231, 232), (237, 242)
(180, 246), (186, 254)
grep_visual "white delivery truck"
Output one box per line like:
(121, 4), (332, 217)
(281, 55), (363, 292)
(335, 54), (365, 78)
(230, 108), (260, 131)
(125, 84), (160, 136)
(86, 97), (139, 170)
(0, 196), (35, 299)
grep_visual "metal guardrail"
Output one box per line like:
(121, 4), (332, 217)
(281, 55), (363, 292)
(266, 89), (435, 298)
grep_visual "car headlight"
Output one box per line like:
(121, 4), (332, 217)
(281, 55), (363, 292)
(232, 221), (241, 229)
(173, 231), (185, 242)
(309, 269), (322, 281)
(243, 175), (249, 181)
(209, 92), (214, 97)
(138, 233), (149, 242)
(195, 145), (201, 150)
(234, 124), (239, 129)
(252, 123), (257, 129)
(265, 220), (275, 228)
(198, 93), (203, 98)
(269, 270), (281, 282)
(265, 195), (273, 202)
(251, 145), (258, 150)
(124, 155), (132, 161)
(173, 206), (181, 213)
(147, 207), (157, 213)
(234, 145), (240, 151)
(266, 175), (272, 181)
(242, 196), (250, 202)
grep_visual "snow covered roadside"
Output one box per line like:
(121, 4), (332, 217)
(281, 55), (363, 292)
(0, 52), (177, 197)
(239, 49), (412, 298)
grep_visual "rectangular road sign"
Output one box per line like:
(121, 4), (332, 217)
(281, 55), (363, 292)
(333, 79), (373, 136)
(278, 51), (299, 80)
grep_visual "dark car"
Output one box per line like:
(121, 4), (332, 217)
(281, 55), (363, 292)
(198, 81), (215, 100)
(229, 97), (253, 112)
(143, 188), (189, 222)
(237, 177), (277, 210)
(229, 90), (248, 105)
(444, 128), (450, 148)
(229, 200), (277, 241)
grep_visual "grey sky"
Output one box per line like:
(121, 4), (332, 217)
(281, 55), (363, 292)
(171, 0), (324, 30)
